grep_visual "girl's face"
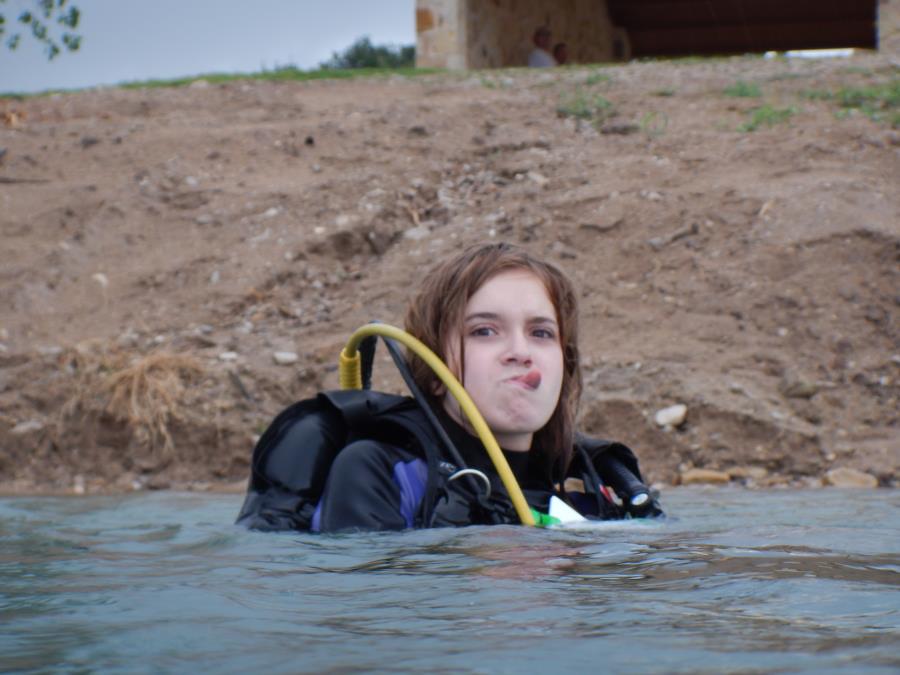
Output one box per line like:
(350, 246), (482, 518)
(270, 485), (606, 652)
(442, 269), (564, 451)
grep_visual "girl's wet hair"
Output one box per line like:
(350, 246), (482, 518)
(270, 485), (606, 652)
(404, 241), (582, 478)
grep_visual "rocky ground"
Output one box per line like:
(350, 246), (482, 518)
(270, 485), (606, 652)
(1, 49), (898, 496)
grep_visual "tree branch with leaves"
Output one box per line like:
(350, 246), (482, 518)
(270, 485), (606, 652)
(1, 0), (81, 59)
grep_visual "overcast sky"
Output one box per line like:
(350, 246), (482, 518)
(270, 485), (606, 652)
(1, 0), (415, 94)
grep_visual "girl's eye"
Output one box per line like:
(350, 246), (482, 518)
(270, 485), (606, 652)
(469, 326), (496, 337)
(533, 328), (556, 339)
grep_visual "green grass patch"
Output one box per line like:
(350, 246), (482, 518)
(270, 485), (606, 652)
(724, 80), (761, 98)
(800, 79), (899, 127)
(583, 71), (611, 86)
(800, 88), (833, 101)
(835, 81), (899, 108)
(767, 72), (810, 82)
(739, 104), (797, 132)
(119, 66), (441, 90)
(652, 88), (676, 97)
(3, 65), (444, 97)
(556, 88), (614, 123)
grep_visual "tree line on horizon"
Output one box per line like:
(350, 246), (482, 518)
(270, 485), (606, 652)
(319, 36), (415, 70)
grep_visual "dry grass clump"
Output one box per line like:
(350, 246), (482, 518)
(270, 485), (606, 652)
(62, 348), (205, 457)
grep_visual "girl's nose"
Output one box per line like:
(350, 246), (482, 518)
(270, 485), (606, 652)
(503, 331), (533, 365)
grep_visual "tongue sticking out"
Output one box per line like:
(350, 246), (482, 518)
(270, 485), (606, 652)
(520, 370), (541, 389)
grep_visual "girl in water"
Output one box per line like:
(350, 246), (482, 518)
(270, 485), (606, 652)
(237, 242), (661, 531)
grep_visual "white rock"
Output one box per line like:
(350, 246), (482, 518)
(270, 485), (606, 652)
(11, 419), (44, 435)
(654, 404), (688, 428)
(527, 171), (549, 186)
(728, 381), (747, 395)
(117, 329), (139, 347)
(824, 467), (879, 488)
(91, 272), (109, 288)
(249, 228), (270, 243)
(403, 226), (430, 241)
(273, 351), (299, 365)
(209, 270), (220, 284)
(218, 351), (238, 362)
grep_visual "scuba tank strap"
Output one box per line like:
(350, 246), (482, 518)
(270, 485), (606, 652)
(380, 335), (498, 526)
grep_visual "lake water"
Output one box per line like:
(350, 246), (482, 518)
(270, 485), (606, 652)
(1, 487), (898, 674)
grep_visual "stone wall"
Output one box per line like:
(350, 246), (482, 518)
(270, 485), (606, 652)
(880, 0), (900, 53)
(417, 0), (621, 69)
(416, 0), (467, 69)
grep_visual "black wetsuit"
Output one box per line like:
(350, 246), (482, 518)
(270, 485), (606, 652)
(236, 390), (662, 533)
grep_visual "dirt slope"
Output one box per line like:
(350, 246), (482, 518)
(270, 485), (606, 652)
(1, 52), (898, 494)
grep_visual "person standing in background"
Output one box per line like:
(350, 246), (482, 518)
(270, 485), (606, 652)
(528, 26), (556, 67)
(553, 42), (568, 65)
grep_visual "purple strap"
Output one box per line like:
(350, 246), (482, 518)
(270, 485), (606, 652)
(393, 459), (429, 528)
(310, 457), (428, 532)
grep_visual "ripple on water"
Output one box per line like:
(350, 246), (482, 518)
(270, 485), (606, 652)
(0, 488), (898, 673)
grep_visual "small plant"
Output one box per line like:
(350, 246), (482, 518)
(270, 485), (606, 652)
(767, 72), (809, 82)
(556, 88), (614, 123)
(653, 88), (676, 97)
(584, 71), (611, 86)
(835, 81), (899, 116)
(802, 79), (899, 127)
(62, 349), (205, 457)
(739, 105), (796, 132)
(640, 111), (669, 137)
(480, 75), (498, 89)
(800, 88), (832, 101)
(724, 81), (762, 98)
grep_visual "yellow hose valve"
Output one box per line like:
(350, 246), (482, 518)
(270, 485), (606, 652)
(338, 349), (362, 390)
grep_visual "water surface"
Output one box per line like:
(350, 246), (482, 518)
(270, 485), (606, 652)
(1, 488), (898, 673)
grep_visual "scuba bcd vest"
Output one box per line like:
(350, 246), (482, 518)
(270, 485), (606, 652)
(235, 389), (662, 532)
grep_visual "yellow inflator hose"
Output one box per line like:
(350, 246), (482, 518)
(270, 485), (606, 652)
(339, 323), (536, 527)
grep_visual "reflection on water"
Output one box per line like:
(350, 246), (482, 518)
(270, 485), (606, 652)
(1, 488), (898, 673)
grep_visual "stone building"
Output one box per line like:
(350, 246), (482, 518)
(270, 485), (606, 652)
(416, 0), (884, 70)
